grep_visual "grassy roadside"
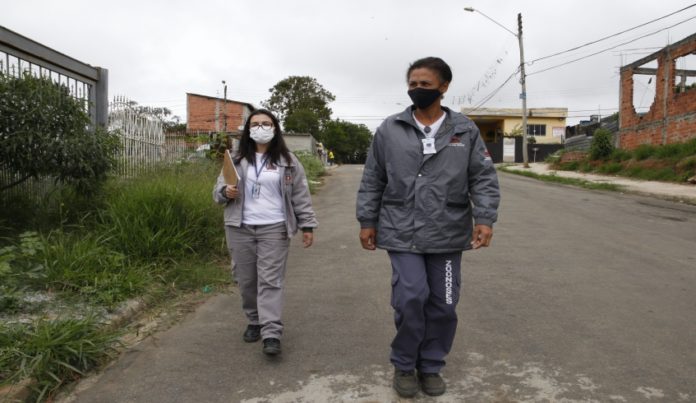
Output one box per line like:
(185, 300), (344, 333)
(499, 166), (622, 191)
(552, 138), (696, 183)
(1, 153), (328, 401)
(0, 160), (231, 401)
(295, 151), (326, 194)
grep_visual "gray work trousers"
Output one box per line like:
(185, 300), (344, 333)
(225, 222), (290, 340)
(388, 252), (462, 373)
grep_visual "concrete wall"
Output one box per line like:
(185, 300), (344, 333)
(619, 34), (696, 149)
(283, 134), (316, 154)
(186, 93), (252, 133)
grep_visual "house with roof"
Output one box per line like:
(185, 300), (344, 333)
(463, 107), (568, 145)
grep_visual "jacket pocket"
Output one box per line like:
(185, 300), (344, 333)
(446, 201), (469, 209)
(383, 199), (404, 207)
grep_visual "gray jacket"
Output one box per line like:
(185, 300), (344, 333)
(213, 152), (318, 236)
(356, 106), (500, 253)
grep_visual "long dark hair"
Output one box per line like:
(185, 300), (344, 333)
(236, 109), (292, 166)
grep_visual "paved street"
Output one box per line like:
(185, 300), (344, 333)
(64, 165), (696, 403)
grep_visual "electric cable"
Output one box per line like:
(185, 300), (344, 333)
(528, 3), (696, 64)
(527, 14), (696, 76)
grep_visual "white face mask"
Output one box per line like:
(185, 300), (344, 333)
(250, 127), (275, 144)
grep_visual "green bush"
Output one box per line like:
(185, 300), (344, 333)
(598, 162), (623, 174)
(634, 144), (655, 160)
(589, 129), (615, 160)
(0, 318), (120, 401)
(0, 72), (120, 194)
(558, 161), (579, 171)
(611, 149), (632, 162)
(295, 151), (325, 193)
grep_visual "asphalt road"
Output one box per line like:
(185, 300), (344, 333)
(63, 166), (696, 403)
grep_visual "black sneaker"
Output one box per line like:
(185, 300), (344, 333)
(243, 324), (261, 343)
(262, 338), (281, 356)
(418, 372), (446, 396)
(393, 369), (418, 398)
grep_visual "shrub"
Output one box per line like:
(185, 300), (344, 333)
(0, 72), (120, 194)
(634, 144), (655, 160)
(558, 161), (579, 171)
(611, 149), (632, 162)
(295, 151), (325, 193)
(589, 129), (615, 160)
(598, 162), (623, 174)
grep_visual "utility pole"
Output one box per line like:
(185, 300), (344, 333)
(518, 13), (529, 168)
(222, 80), (228, 133)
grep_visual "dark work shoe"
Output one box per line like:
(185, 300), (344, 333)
(393, 369), (418, 398)
(418, 372), (446, 396)
(262, 338), (281, 356)
(243, 324), (261, 343)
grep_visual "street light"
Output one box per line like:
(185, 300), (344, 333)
(464, 7), (530, 168)
(221, 80), (228, 133)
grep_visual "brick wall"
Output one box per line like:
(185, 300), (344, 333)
(619, 34), (696, 149)
(186, 93), (251, 133)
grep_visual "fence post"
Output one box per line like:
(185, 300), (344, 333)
(96, 67), (109, 127)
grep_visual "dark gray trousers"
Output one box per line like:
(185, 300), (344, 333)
(388, 251), (462, 373)
(225, 222), (290, 340)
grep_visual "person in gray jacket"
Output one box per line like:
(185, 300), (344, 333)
(356, 57), (500, 398)
(213, 109), (318, 356)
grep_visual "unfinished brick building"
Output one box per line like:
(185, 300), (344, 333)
(186, 93), (254, 134)
(619, 33), (696, 149)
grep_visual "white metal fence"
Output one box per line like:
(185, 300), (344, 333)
(109, 95), (164, 177)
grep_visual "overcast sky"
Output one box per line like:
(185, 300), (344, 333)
(3, 0), (696, 130)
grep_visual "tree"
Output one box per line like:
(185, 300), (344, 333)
(126, 101), (183, 132)
(320, 120), (373, 164)
(0, 72), (120, 192)
(284, 108), (320, 135)
(262, 76), (335, 132)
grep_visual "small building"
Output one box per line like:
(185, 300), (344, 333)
(463, 107), (568, 144)
(283, 132), (318, 154)
(186, 93), (254, 134)
(619, 32), (696, 149)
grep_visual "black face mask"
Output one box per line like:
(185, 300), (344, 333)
(408, 87), (442, 109)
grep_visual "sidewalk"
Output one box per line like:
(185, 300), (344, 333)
(503, 163), (696, 205)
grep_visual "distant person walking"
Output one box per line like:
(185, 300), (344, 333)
(328, 150), (335, 166)
(213, 109), (318, 356)
(356, 57), (500, 398)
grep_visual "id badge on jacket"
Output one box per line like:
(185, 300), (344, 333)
(422, 138), (436, 155)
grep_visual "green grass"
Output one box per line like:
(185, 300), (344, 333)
(500, 167), (621, 191)
(295, 151), (326, 194)
(95, 161), (224, 262)
(554, 138), (696, 183)
(0, 317), (121, 401)
(0, 160), (234, 400)
(39, 231), (148, 307)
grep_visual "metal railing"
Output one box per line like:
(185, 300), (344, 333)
(0, 25), (108, 127)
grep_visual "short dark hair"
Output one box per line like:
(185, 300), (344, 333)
(406, 57), (453, 84)
(237, 109), (292, 165)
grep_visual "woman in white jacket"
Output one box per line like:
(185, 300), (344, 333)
(213, 109), (318, 356)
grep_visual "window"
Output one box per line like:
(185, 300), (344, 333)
(527, 124), (546, 136)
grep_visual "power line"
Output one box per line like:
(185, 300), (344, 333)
(528, 3), (696, 64)
(527, 13), (696, 76)
(462, 69), (520, 114)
